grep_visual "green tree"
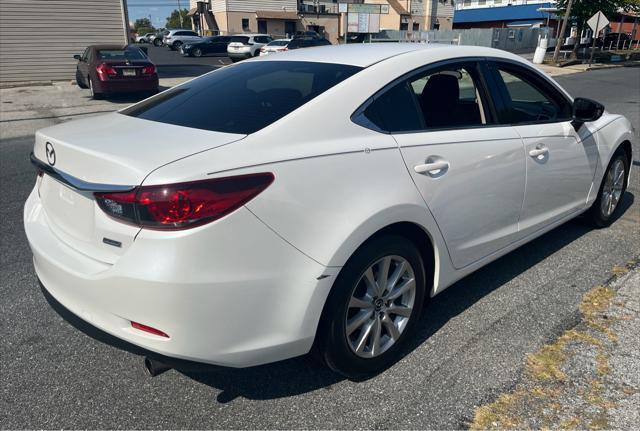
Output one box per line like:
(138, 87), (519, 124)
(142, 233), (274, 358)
(165, 9), (191, 29)
(555, 0), (640, 56)
(133, 17), (155, 36)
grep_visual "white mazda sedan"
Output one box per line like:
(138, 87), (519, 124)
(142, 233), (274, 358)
(25, 44), (633, 377)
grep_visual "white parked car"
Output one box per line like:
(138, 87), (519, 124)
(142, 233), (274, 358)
(135, 33), (155, 43)
(24, 44), (633, 378)
(227, 34), (273, 61)
(259, 38), (291, 56)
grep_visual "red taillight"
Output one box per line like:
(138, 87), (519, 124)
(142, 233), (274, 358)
(260, 47), (266, 52)
(96, 63), (117, 81)
(131, 321), (169, 338)
(95, 173), (274, 230)
(142, 65), (156, 75)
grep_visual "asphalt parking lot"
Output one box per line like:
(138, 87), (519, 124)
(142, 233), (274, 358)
(140, 44), (232, 80)
(1, 66), (639, 429)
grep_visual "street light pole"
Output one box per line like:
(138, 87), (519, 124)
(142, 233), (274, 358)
(552, 0), (575, 64)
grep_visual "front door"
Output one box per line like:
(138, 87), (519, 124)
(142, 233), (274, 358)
(355, 60), (526, 269)
(258, 20), (268, 34)
(488, 61), (599, 236)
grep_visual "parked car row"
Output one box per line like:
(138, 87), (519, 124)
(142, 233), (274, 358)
(178, 32), (332, 60)
(74, 32), (332, 99)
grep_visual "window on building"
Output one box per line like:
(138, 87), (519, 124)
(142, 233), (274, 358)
(242, 18), (250, 31)
(413, 22), (420, 31)
(400, 22), (408, 31)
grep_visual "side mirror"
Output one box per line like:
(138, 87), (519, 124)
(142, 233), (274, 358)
(573, 97), (604, 123)
(73, 54), (81, 60)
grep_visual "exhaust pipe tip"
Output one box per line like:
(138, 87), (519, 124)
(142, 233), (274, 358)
(144, 356), (171, 377)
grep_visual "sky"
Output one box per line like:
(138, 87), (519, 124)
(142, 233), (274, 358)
(127, 0), (189, 28)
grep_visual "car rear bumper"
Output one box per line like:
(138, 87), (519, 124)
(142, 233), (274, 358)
(94, 76), (158, 94)
(228, 49), (252, 59)
(24, 184), (336, 367)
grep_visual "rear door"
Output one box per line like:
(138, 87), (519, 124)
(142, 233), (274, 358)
(355, 59), (526, 269)
(487, 61), (598, 236)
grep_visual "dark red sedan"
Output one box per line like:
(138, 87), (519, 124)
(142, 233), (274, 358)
(74, 45), (159, 99)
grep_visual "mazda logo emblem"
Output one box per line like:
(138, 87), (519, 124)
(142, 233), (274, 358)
(45, 142), (56, 166)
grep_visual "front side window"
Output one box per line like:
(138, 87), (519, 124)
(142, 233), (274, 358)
(493, 64), (572, 124)
(358, 62), (488, 133)
(122, 61), (361, 134)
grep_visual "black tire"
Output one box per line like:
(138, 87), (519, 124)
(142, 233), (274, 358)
(88, 77), (103, 100)
(193, 48), (202, 57)
(586, 148), (629, 228)
(316, 235), (426, 378)
(75, 70), (88, 88)
(153, 39), (162, 47)
(230, 57), (239, 63)
(172, 41), (183, 50)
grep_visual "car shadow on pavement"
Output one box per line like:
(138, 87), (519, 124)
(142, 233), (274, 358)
(42, 192), (634, 404)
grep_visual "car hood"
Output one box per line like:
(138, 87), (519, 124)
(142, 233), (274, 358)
(33, 112), (245, 186)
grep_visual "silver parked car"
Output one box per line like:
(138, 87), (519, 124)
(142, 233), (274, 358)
(163, 29), (201, 50)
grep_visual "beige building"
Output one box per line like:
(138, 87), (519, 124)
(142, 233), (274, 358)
(187, 1), (452, 44)
(189, 0), (341, 41)
(365, 0), (453, 31)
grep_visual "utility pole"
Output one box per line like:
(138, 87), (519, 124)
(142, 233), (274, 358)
(177, 0), (183, 28)
(552, 0), (575, 64)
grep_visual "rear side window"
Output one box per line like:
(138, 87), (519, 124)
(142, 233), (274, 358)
(362, 82), (424, 132)
(231, 36), (250, 44)
(122, 61), (361, 134)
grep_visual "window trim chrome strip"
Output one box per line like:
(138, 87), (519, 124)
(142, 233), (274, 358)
(30, 153), (135, 193)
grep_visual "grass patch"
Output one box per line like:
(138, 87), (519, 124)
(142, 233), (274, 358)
(470, 391), (524, 430)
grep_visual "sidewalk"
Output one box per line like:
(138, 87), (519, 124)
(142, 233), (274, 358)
(470, 260), (640, 430)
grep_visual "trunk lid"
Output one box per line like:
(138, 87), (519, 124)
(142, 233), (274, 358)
(33, 112), (245, 264)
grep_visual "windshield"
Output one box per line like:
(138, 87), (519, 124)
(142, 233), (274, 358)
(230, 36), (250, 44)
(96, 48), (146, 60)
(268, 40), (290, 47)
(122, 61), (362, 134)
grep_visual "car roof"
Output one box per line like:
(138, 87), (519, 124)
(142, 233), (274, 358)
(253, 43), (523, 68)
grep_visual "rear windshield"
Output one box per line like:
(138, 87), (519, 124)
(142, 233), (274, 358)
(97, 49), (146, 60)
(230, 36), (250, 44)
(268, 40), (290, 46)
(122, 61), (361, 134)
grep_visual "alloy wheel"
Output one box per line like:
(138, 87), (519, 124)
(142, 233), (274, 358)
(345, 255), (416, 358)
(600, 158), (625, 217)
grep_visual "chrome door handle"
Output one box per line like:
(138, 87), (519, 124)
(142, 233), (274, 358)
(529, 146), (549, 158)
(414, 160), (450, 176)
